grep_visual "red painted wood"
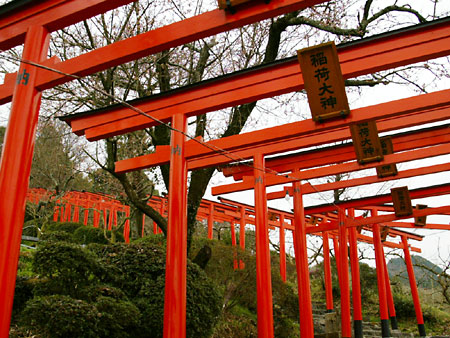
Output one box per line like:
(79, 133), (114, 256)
(253, 153), (274, 338)
(0, 25), (49, 337)
(371, 210), (391, 335)
(401, 236), (425, 327)
(163, 114), (188, 338)
(279, 214), (286, 282)
(322, 231), (334, 311)
(338, 210), (352, 338)
(292, 180), (314, 337)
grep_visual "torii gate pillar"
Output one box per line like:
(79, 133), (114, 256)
(163, 114), (188, 338)
(0, 25), (50, 336)
(253, 153), (274, 338)
(279, 214), (287, 282)
(338, 210), (352, 338)
(371, 209), (391, 338)
(401, 235), (426, 337)
(292, 178), (314, 337)
(322, 231), (334, 312)
(348, 209), (363, 338)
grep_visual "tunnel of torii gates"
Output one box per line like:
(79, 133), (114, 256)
(0, 0), (450, 337)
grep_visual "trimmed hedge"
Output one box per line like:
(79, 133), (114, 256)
(20, 295), (101, 338)
(15, 239), (222, 338)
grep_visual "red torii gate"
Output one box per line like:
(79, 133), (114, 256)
(0, 1), (330, 335)
(1, 1), (450, 338)
(26, 188), (132, 240)
(58, 17), (450, 338)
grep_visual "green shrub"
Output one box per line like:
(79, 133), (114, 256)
(95, 242), (222, 338)
(393, 293), (416, 319)
(17, 249), (35, 278)
(43, 221), (83, 234)
(39, 230), (73, 243)
(212, 311), (257, 338)
(95, 296), (141, 338)
(132, 233), (166, 247)
(72, 226), (125, 245)
(94, 242), (166, 296)
(80, 285), (127, 302)
(134, 263), (222, 338)
(20, 295), (101, 338)
(12, 277), (34, 320)
(32, 241), (105, 297)
(73, 226), (109, 245)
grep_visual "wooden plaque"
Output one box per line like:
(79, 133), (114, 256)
(391, 186), (413, 217)
(376, 136), (398, 178)
(414, 204), (427, 227)
(297, 42), (350, 122)
(350, 120), (383, 164)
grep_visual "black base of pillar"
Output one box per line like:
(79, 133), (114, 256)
(353, 319), (363, 338)
(418, 323), (426, 337)
(325, 309), (334, 313)
(390, 316), (398, 330)
(381, 319), (391, 338)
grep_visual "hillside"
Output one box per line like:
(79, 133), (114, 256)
(387, 255), (443, 289)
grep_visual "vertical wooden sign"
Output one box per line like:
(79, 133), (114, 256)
(391, 186), (413, 217)
(350, 120), (383, 164)
(297, 42), (350, 122)
(414, 204), (427, 227)
(376, 136), (398, 178)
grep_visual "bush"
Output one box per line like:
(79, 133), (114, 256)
(73, 226), (109, 245)
(43, 221), (83, 234)
(212, 311), (257, 338)
(11, 277), (34, 320)
(39, 230), (73, 243)
(80, 285), (127, 302)
(95, 242), (222, 338)
(132, 233), (166, 247)
(134, 263), (222, 338)
(95, 296), (141, 337)
(393, 293), (416, 319)
(32, 241), (105, 297)
(72, 226), (125, 245)
(20, 295), (101, 338)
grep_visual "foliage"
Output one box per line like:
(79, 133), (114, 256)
(211, 310), (257, 338)
(20, 295), (101, 338)
(94, 241), (222, 337)
(16, 249), (35, 278)
(94, 296), (141, 338)
(12, 276), (34, 319)
(132, 233), (166, 247)
(359, 262), (378, 299)
(14, 236), (222, 337)
(72, 226), (110, 245)
(393, 292), (450, 325)
(43, 221), (83, 234)
(32, 241), (105, 297)
(39, 230), (74, 243)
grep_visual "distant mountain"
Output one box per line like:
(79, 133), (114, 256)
(387, 255), (443, 289)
